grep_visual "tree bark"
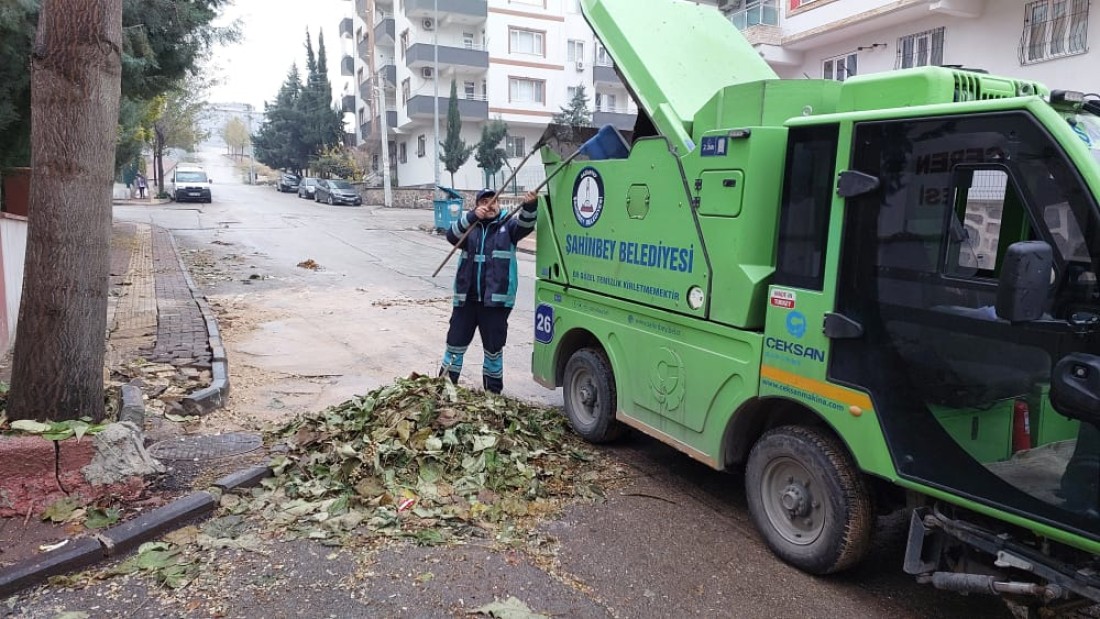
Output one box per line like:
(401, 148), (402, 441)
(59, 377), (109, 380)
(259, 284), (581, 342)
(7, 0), (124, 422)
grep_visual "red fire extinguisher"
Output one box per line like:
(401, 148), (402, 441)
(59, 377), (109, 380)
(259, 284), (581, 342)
(1012, 399), (1031, 453)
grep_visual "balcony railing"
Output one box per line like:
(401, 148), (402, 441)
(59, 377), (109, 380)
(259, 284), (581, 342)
(340, 17), (354, 38)
(729, 0), (779, 30)
(593, 64), (620, 84)
(593, 109), (635, 131)
(342, 95), (356, 113)
(405, 42), (488, 70)
(406, 94), (488, 121)
(404, 0), (487, 20)
(358, 36), (371, 58)
(374, 16), (394, 45)
(341, 55), (355, 76)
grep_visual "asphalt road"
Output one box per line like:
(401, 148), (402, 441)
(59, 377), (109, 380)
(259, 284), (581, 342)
(5, 147), (1014, 618)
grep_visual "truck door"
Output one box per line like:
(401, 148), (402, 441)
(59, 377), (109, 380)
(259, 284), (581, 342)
(831, 111), (1100, 539)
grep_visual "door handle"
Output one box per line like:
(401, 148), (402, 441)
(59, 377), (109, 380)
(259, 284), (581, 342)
(722, 179), (737, 188)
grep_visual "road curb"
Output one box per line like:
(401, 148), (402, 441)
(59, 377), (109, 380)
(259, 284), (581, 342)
(160, 228), (231, 415)
(0, 464), (274, 598)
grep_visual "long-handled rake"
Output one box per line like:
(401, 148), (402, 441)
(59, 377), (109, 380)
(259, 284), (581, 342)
(431, 123), (623, 277)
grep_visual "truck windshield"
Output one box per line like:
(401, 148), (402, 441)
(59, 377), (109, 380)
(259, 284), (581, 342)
(176, 171), (208, 182)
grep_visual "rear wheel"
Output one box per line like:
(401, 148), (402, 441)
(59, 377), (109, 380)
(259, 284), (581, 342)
(745, 425), (873, 575)
(562, 348), (624, 443)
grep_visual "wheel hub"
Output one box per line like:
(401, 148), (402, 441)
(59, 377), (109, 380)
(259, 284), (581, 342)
(578, 382), (597, 407)
(779, 482), (811, 518)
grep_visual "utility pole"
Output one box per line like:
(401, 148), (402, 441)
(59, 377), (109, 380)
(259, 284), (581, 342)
(432, 0), (440, 196)
(375, 83), (393, 207)
(244, 103), (256, 185)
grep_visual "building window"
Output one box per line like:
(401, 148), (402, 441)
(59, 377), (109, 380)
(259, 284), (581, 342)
(595, 43), (611, 65)
(463, 32), (475, 48)
(399, 142), (407, 164)
(464, 80), (476, 99)
(567, 86), (579, 100)
(567, 39), (585, 63)
(1020, 0), (1089, 64)
(509, 28), (545, 56)
(401, 78), (410, 105)
(823, 53), (857, 81)
(358, 107), (366, 125)
(508, 77), (545, 104)
(595, 92), (617, 112)
(896, 27), (945, 69)
(506, 136), (526, 158)
(400, 30), (409, 59)
(372, 154), (379, 171)
(728, 0), (779, 30)
(417, 134), (426, 158)
(789, 0), (821, 10)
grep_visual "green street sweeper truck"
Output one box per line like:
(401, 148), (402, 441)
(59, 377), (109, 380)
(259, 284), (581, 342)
(531, 0), (1100, 611)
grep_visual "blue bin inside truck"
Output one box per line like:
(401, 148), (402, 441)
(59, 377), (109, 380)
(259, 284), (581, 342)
(433, 187), (465, 232)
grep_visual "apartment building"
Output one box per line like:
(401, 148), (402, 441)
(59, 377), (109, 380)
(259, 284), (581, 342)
(343, 0), (716, 190)
(721, 0), (1097, 94)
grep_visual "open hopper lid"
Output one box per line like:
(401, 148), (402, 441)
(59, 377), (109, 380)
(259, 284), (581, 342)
(581, 0), (778, 154)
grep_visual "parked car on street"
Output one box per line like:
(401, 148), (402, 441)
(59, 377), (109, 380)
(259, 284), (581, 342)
(314, 179), (362, 206)
(276, 173), (300, 193)
(297, 177), (320, 199)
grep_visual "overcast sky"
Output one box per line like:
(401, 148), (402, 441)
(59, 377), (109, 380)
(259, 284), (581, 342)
(208, 0), (351, 112)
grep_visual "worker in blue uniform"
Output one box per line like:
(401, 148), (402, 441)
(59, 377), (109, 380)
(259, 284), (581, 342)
(439, 189), (539, 393)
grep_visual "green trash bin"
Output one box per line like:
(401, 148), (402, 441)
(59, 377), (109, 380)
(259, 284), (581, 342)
(433, 186), (465, 232)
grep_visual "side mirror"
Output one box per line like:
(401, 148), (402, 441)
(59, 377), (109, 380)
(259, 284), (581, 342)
(995, 241), (1053, 323)
(1051, 353), (1100, 426)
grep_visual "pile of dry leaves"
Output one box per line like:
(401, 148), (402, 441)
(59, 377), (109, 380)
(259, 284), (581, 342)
(234, 374), (611, 546)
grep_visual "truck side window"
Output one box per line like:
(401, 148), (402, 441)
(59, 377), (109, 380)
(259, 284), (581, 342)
(774, 125), (839, 290)
(945, 168), (1033, 280)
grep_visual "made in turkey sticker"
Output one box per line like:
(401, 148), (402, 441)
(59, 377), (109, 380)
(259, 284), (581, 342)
(769, 288), (796, 309)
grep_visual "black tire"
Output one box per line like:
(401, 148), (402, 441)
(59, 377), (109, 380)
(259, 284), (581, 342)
(745, 425), (873, 575)
(562, 348), (625, 443)
(327, 195), (334, 205)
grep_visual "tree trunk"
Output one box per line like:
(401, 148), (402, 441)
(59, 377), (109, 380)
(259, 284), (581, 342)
(7, 0), (124, 422)
(155, 128), (165, 196)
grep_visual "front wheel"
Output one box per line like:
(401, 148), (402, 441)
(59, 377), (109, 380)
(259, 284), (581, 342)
(327, 195), (334, 205)
(562, 348), (624, 443)
(745, 425), (873, 575)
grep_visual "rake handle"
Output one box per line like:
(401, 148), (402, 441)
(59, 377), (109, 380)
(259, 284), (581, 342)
(430, 140), (546, 278)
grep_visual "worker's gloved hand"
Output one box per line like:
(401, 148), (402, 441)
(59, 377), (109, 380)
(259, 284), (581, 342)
(521, 191), (539, 209)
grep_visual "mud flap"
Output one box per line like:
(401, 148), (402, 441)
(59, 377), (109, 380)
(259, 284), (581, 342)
(903, 507), (944, 576)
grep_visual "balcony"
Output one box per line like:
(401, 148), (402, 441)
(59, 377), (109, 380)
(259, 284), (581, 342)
(358, 36), (371, 58)
(404, 0), (486, 23)
(406, 95), (488, 122)
(355, 0), (368, 18)
(340, 17), (354, 38)
(593, 108), (636, 131)
(374, 16), (394, 45)
(341, 55), (355, 76)
(728, 0), (779, 30)
(359, 79), (372, 101)
(593, 63), (621, 85)
(405, 42), (488, 71)
(342, 95), (356, 113)
(361, 121), (371, 140)
(377, 63), (396, 87)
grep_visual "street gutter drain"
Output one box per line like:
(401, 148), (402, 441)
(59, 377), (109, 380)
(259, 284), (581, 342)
(148, 433), (263, 461)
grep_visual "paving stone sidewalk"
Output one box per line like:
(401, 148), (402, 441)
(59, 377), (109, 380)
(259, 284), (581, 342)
(106, 222), (221, 415)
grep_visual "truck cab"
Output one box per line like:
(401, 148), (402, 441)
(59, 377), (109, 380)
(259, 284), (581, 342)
(533, 0), (1100, 610)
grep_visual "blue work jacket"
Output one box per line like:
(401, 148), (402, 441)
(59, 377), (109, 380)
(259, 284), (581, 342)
(447, 200), (537, 308)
